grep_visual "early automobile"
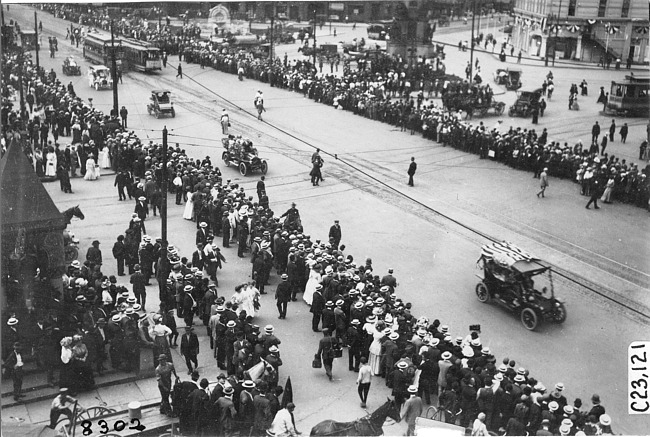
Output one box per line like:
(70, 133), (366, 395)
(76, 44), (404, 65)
(494, 67), (522, 90)
(147, 90), (175, 118)
(62, 56), (82, 76)
(475, 241), (567, 331)
(508, 87), (542, 117)
(222, 135), (268, 176)
(87, 65), (113, 90)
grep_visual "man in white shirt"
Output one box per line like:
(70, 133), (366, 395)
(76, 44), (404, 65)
(48, 388), (85, 429)
(270, 402), (301, 437)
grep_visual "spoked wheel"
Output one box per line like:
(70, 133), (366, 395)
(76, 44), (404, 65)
(77, 406), (116, 421)
(495, 102), (505, 115)
(479, 107), (488, 116)
(239, 162), (248, 176)
(260, 160), (268, 175)
(475, 283), (490, 303)
(431, 408), (447, 422)
(553, 302), (567, 323)
(222, 152), (230, 167)
(520, 307), (539, 331)
(424, 405), (437, 419)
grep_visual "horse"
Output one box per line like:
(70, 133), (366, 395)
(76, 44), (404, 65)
(310, 398), (401, 436)
(62, 205), (85, 225)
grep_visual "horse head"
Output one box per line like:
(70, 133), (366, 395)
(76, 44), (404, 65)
(386, 397), (402, 423)
(73, 205), (85, 220)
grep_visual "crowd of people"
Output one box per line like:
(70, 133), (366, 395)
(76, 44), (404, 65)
(1, 7), (633, 436)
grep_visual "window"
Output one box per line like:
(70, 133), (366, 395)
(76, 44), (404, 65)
(568, 0), (577, 16)
(621, 0), (630, 17)
(597, 0), (607, 17)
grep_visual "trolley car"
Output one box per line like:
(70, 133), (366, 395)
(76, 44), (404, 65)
(606, 75), (650, 116)
(82, 30), (123, 68)
(121, 38), (162, 72)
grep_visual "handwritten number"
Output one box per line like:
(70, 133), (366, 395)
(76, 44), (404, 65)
(81, 420), (92, 436)
(631, 352), (647, 364)
(130, 418), (146, 432)
(631, 390), (648, 400)
(632, 379), (648, 390)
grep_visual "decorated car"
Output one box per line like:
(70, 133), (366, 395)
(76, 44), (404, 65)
(475, 241), (567, 330)
(147, 90), (175, 118)
(221, 135), (268, 176)
(87, 65), (113, 90)
(62, 56), (81, 76)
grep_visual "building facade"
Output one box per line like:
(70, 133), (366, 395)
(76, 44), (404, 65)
(512, 0), (649, 63)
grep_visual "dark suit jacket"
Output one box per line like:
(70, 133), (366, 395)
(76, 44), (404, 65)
(134, 201), (148, 220)
(310, 291), (325, 314)
(180, 333), (199, 356)
(196, 229), (208, 246)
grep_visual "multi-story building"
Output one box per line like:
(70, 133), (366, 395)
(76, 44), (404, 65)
(512, 0), (648, 63)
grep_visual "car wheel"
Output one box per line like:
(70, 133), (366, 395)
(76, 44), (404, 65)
(475, 283), (490, 303)
(508, 107), (514, 117)
(94, 83), (99, 91)
(495, 102), (505, 115)
(261, 160), (268, 175)
(553, 302), (567, 323)
(222, 152), (230, 167)
(520, 307), (539, 331)
(171, 109), (176, 118)
(239, 162), (248, 176)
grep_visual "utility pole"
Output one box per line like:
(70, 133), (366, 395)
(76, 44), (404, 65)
(18, 50), (25, 119)
(110, 20), (119, 168)
(469, 0), (476, 85)
(160, 126), (169, 285)
(312, 9), (317, 69)
(269, 2), (275, 60)
(34, 11), (39, 70)
(552, 0), (563, 67)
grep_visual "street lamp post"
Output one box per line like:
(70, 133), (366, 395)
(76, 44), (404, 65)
(469, 0), (476, 85)
(34, 11), (39, 70)
(312, 9), (317, 69)
(552, 0), (563, 67)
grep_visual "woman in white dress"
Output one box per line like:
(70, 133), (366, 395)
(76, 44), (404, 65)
(183, 191), (195, 220)
(241, 282), (260, 318)
(99, 146), (111, 169)
(302, 264), (322, 306)
(84, 154), (98, 180)
(231, 287), (245, 315)
(45, 147), (57, 177)
(367, 321), (386, 375)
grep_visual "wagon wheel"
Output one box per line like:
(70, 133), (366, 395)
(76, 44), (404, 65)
(222, 152), (230, 167)
(479, 107), (488, 116)
(424, 405), (438, 419)
(260, 160), (268, 175)
(495, 102), (505, 115)
(239, 162), (248, 176)
(520, 307), (539, 331)
(77, 406), (116, 421)
(552, 302), (567, 323)
(475, 283), (490, 303)
(508, 107), (515, 117)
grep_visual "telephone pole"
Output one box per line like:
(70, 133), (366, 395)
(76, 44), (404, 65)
(160, 126), (169, 289)
(110, 20), (119, 168)
(269, 2), (275, 60)
(312, 9), (317, 69)
(469, 0), (476, 85)
(34, 11), (39, 70)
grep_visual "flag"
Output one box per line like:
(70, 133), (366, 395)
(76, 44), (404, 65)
(281, 376), (294, 408)
(567, 24), (581, 32)
(636, 26), (649, 34)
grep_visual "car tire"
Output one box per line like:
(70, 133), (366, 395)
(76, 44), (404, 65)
(261, 160), (268, 175)
(222, 152), (230, 167)
(475, 283), (490, 303)
(553, 302), (567, 323)
(520, 307), (539, 331)
(239, 162), (248, 176)
(171, 109), (176, 118)
(94, 83), (99, 91)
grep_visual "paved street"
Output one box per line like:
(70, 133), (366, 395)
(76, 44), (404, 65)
(4, 4), (650, 435)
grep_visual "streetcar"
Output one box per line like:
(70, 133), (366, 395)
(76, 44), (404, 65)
(121, 37), (162, 73)
(82, 30), (123, 69)
(605, 75), (650, 116)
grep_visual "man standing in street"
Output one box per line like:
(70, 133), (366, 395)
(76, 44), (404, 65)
(620, 123), (629, 143)
(591, 121), (600, 144)
(86, 240), (102, 267)
(586, 178), (602, 209)
(537, 168), (549, 198)
(275, 273), (292, 319)
(609, 119), (616, 142)
(120, 106), (128, 129)
(112, 235), (126, 276)
(407, 157), (417, 186)
(328, 220), (342, 250)
(180, 326), (199, 374)
(317, 328), (338, 381)
(155, 354), (177, 416)
(356, 356), (372, 408)
(402, 385), (424, 436)
(176, 64), (183, 79)
(130, 264), (147, 308)
(3, 342), (25, 401)
(257, 176), (266, 201)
